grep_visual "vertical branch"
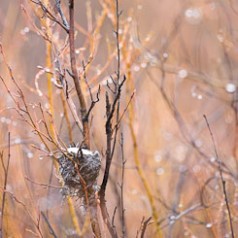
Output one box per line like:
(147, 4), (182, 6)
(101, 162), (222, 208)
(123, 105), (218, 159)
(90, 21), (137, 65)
(101, 92), (112, 194)
(115, 0), (121, 85)
(0, 132), (11, 236)
(100, 77), (126, 195)
(99, 93), (118, 237)
(68, 0), (89, 148)
(128, 110), (162, 237)
(110, 0), (121, 157)
(120, 133), (127, 237)
(67, 197), (83, 235)
(204, 115), (234, 238)
(231, 91), (238, 172)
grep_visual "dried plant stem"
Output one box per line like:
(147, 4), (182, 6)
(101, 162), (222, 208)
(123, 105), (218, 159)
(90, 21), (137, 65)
(67, 197), (85, 235)
(45, 44), (54, 130)
(128, 120), (162, 237)
(39, 0), (57, 150)
(126, 66), (163, 237)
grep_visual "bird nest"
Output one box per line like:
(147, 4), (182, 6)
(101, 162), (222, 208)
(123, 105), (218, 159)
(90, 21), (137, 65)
(58, 147), (101, 199)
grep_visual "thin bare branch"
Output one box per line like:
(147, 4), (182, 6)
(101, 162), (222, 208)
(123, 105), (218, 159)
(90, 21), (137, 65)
(120, 133), (127, 238)
(204, 115), (235, 238)
(0, 132), (11, 236)
(55, 0), (70, 30)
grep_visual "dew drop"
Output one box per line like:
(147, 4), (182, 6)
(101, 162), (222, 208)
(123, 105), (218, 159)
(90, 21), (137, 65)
(163, 52), (169, 59)
(178, 69), (188, 79)
(210, 157), (216, 162)
(27, 152), (34, 159)
(20, 27), (30, 35)
(133, 65), (140, 72)
(1, 117), (6, 123)
(156, 168), (164, 175)
(225, 83), (236, 93)
(206, 223), (213, 228)
(154, 153), (162, 162)
(140, 62), (147, 68)
(44, 103), (50, 109)
(14, 138), (21, 144)
(197, 94), (203, 100)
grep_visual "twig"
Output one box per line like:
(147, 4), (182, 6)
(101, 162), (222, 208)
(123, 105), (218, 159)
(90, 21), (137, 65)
(82, 61), (101, 121)
(114, 0), (121, 88)
(136, 217), (145, 238)
(55, 0), (70, 30)
(99, 93), (118, 238)
(120, 133), (127, 237)
(84, 85), (101, 121)
(110, 0), (124, 167)
(100, 77), (126, 202)
(0, 132), (11, 236)
(30, 0), (69, 32)
(41, 212), (58, 238)
(161, 203), (202, 229)
(140, 217), (152, 238)
(24, 176), (61, 189)
(114, 90), (135, 130)
(112, 206), (117, 229)
(203, 115), (235, 238)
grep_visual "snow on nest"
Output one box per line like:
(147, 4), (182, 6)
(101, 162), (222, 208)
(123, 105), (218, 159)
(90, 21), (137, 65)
(67, 147), (92, 155)
(67, 147), (100, 158)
